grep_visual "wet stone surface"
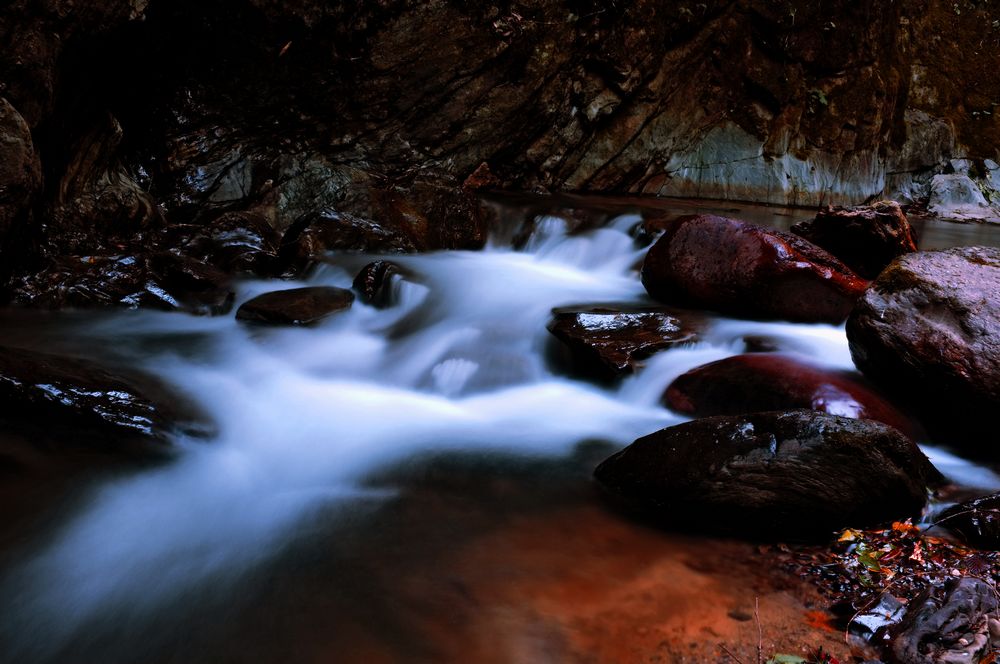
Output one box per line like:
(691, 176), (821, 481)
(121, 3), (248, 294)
(236, 286), (355, 326)
(547, 304), (702, 379)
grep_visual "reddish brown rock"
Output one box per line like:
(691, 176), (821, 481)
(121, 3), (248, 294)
(640, 215), (868, 324)
(790, 202), (918, 279)
(0, 98), (41, 245)
(547, 305), (702, 379)
(352, 260), (405, 309)
(664, 353), (921, 439)
(594, 410), (940, 540)
(236, 286), (354, 326)
(846, 247), (1000, 450)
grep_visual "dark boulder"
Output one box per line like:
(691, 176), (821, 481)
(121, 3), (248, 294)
(353, 260), (405, 309)
(279, 210), (418, 274)
(640, 215), (868, 324)
(594, 410), (940, 539)
(664, 353), (922, 439)
(0, 345), (208, 452)
(236, 286), (354, 326)
(938, 493), (1000, 549)
(179, 210), (281, 276)
(846, 247), (1000, 450)
(547, 305), (702, 379)
(148, 252), (235, 315)
(790, 201), (918, 279)
(887, 578), (999, 664)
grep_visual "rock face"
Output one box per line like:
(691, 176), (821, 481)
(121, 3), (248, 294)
(938, 493), (1000, 550)
(236, 286), (354, 326)
(790, 202), (918, 279)
(927, 173), (999, 221)
(888, 578), (999, 664)
(593, 410), (939, 539)
(663, 354), (921, 439)
(0, 345), (206, 451)
(846, 247), (1000, 449)
(0, 98), (41, 249)
(641, 215), (868, 323)
(547, 305), (701, 379)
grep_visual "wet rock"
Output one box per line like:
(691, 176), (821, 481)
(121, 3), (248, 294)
(547, 305), (702, 379)
(353, 260), (405, 309)
(846, 247), (1000, 449)
(236, 286), (354, 326)
(927, 174), (999, 221)
(640, 215), (868, 324)
(148, 253), (235, 315)
(9, 254), (168, 310)
(887, 578), (999, 664)
(179, 210), (281, 276)
(790, 202), (918, 279)
(593, 410), (939, 540)
(938, 493), (1000, 549)
(663, 354), (921, 439)
(0, 98), (41, 245)
(279, 210), (417, 274)
(0, 345), (207, 451)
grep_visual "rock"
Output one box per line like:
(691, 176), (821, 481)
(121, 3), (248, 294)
(640, 215), (868, 324)
(593, 410), (940, 539)
(179, 210), (281, 276)
(790, 202), (918, 279)
(0, 98), (41, 245)
(927, 174), (999, 221)
(887, 578), (999, 664)
(0, 345), (208, 452)
(279, 210), (418, 274)
(236, 286), (354, 326)
(663, 354), (922, 439)
(938, 493), (1000, 549)
(148, 252), (235, 315)
(547, 305), (702, 379)
(846, 247), (1000, 449)
(353, 260), (405, 309)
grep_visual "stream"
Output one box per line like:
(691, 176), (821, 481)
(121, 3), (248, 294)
(2, 198), (1000, 663)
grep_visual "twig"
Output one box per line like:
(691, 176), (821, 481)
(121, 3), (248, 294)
(755, 596), (763, 664)
(720, 643), (747, 664)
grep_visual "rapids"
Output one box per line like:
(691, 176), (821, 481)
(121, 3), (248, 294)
(2, 205), (998, 662)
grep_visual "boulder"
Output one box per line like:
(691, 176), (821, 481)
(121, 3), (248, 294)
(664, 354), (921, 439)
(179, 210), (281, 276)
(0, 345), (208, 452)
(148, 252), (235, 315)
(887, 578), (999, 664)
(938, 493), (1000, 549)
(790, 202), (918, 279)
(640, 215), (868, 324)
(236, 286), (354, 325)
(593, 410), (940, 539)
(927, 174), (999, 221)
(278, 210), (417, 274)
(846, 247), (1000, 449)
(547, 305), (702, 379)
(353, 260), (405, 309)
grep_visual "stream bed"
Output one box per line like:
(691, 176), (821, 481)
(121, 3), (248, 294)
(2, 198), (999, 664)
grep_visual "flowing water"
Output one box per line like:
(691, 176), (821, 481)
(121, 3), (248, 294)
(2, 199), (999, 663)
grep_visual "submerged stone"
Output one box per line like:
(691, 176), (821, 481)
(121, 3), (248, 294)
(236, 286), (354, 326)
(594, 410), (939, 540)
(353, 260), (405, 309)
(664, 353), (921, 439)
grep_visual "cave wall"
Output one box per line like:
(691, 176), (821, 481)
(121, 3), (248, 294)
(1, 0), (999, 302)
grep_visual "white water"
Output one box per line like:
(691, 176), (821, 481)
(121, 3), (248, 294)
(4, 213), (997, 661)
